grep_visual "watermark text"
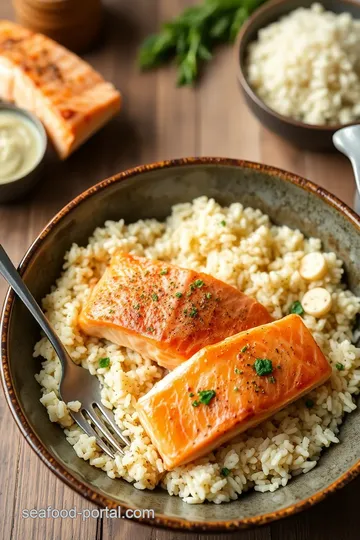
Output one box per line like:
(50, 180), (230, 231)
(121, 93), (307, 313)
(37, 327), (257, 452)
(22, 506), (155, 521)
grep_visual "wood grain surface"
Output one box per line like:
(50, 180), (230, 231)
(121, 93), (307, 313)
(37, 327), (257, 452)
(0, 1), (359, 539)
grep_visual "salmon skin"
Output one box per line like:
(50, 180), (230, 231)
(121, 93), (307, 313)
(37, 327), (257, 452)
(0, 20), (121, 159)
(78, 251), (273, 370)
(137, 315), (332, 470)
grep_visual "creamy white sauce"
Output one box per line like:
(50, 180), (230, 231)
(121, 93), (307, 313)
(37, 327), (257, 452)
(0, 111), (43, 184)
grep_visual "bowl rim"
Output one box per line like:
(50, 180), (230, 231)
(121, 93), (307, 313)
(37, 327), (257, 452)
(235, 0), (360, 133)
(1, 156), (360, 532)
(0, 102), (48, 184)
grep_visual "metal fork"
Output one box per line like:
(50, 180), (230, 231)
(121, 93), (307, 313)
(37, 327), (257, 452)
(0, 244), (129, 459)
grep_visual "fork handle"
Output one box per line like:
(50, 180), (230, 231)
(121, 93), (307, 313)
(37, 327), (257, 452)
(0, 244), (70, 368)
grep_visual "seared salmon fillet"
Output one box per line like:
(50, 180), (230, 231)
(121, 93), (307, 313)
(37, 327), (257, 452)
(0, 20), (121, 158)
(137, 315), (332, 470)
(78, 251), (272, 370)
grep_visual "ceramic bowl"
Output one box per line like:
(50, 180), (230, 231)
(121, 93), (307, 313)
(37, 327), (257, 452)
(1, 158), (360, 532)
(0, 103), (47, 203)
(235, 0), (360, 152)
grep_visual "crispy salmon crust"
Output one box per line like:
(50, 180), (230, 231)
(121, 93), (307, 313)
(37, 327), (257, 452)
(78, 251), (273, 370)
(0, 20), (121, 159)
(137, 315), (332, 470)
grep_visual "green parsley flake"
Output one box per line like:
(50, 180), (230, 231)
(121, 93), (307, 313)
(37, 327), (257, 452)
(221, 467), (230, 477)
(290, 300), (304, 316)
(254, 358), (273, 376)
(109, 309), (115, 314)
(336, 362), (345, 371)
(190, 279), (205, 290)
(147, 326), (155, 333)
(305, 399), (314, 409)
(241, 345), (248, 353)
(234, 367), (243, 375)
(189, 392), (194, 397)
(192, 400), (200, 407)
(98, 357), (110, 369)
(205, 292), (212, 299)
(134, 303), (140, 310)
(189, 307), (198, 318)
(269, 376), (276, 384)
(198, 389), (216, 405)
(175, 292), (183, 298)
(152, 293), (159, 301)
(220, 220), (226, 226)
(234, 386), (239, 392)
(160, 268), (168, 275)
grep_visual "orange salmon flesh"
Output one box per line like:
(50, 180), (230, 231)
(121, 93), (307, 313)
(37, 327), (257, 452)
(137, 315), (332, 470)
(78, 251), (273, 370)
(0, 20), (121, 159)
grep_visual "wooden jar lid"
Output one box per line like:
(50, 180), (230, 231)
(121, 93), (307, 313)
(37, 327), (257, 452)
(13, 0), (102, 52)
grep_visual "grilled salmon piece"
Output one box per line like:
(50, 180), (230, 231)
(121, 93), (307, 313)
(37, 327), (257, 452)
(78, 251), (273, 370)
(0, 20), (121, 159)
(137, 315), (332, 470)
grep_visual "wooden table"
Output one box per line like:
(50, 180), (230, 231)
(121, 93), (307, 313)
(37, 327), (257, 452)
(0, 1), (359, 538)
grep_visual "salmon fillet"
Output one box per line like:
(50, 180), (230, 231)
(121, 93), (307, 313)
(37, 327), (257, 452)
(78, 251), (273, 370)
(0, 20), (121, 159)
(137, 315), (332, 470)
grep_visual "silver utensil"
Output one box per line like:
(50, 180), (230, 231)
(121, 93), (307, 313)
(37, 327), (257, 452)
(333, 125), (360, 215)
(0, 244), (129, 458)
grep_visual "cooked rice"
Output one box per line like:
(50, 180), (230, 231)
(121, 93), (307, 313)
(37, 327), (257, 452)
(246, 3), (360, 126)
(34, 196), (360, 504)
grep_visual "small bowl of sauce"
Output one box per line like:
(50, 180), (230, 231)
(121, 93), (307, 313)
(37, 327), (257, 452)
(0, 104), (47, 203)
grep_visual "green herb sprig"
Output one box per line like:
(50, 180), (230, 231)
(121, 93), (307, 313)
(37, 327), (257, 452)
(138, 0), (267, 86)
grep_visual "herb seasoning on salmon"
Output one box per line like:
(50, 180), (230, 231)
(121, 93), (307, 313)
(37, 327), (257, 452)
(137, 315), (332, 470)
(79, 251), (272, 370)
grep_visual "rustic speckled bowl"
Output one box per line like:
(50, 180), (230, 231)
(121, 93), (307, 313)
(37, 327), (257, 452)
(1, 158), (360, 532)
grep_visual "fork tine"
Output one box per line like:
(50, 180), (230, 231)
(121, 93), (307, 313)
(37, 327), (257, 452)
(70, 410), (116, 459)
(86, 406), (125, 456)
(95, 401), (131, 447)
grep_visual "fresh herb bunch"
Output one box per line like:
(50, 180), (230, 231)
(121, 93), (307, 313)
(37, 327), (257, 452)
(138, 0), (267, 86)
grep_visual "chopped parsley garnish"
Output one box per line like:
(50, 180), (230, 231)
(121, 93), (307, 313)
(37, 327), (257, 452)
(109, 309), (115, 314)
(147, 326), (155, 333)
(269, 376), (276, 384)
(221, 467), (230, 477)
(98, 357), (110, 369)
(175, 292), (183, 298)
(290, 300), (304, 316)
(241, 345), (248, 353)
(205, 292), (212, 299)
(336, 362), (345, 371)
(151, 293), (159, 301)
(305, 399), (314, 409)
(234, 386), (239, 392)
(277, 364), (282, 369)
(190, 279), (205, 290)
(192, 400), (200, 407)
(254, 358), (273, 376)
(220, 220), (226, 226)
(189, 307), (198, 318)
(189, 392), (194, 397)
(133, 303), (140, 310)
(234, 367), (243, 375)
(198, 389), (216, 405)
(160, 268), (168, 275)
